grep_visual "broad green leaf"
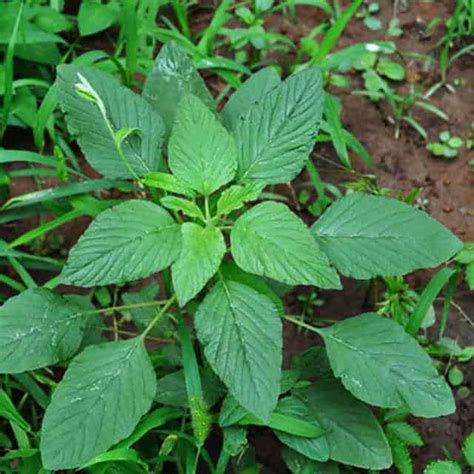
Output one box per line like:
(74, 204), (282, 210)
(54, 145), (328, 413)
(195, 280), (282, 421)
(80, 447), (146, 469)
(78, 1), (119, 36)
(57, 65), (165, 179)
(320, 313), (455, 417)
(40, 338), (156, 470)
(0, 289), (87, 373)
(295, 380), (392, 469)
(216, 183), (263, 216)
(312, 193), (462, 279)
(143, 42), (215, 136)
(223, 426), (247, 456)
(274, 396), (329, 462)
(172, 223), (225, 306)
(233, 67), (324, 184)
(231, 202), (341, 288)
(221, 67), (280, 131)
(161, 196), (205, 222)
(61, 200), (181, 287)
(169, 94), (237, 196)
(122, 284), (163, 329)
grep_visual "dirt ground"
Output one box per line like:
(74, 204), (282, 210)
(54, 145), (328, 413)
(1, 0), (473, 472)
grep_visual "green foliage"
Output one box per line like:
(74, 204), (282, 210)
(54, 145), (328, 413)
(0, 34), (463, 474)
(424, 460), (462, 474)
(463, 432), (474, 466)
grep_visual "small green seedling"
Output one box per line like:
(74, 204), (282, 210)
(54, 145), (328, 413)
(356, 1), (382, 31)
(427, 131), (464, 158)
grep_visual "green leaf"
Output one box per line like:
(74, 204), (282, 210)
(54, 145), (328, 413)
(466, 262), (474, 290)
(60, 200), (181, 287)
(386, 422), (423, 447)
(40, 338), (156, 470)
(463, 432), (474, 466)
(143, 42), (215, 136)
(312, 193), (462, 279)
(234, 67), (324, 184)
(169, 94), (237, 196)
(282, 447), (338, 474)
(0, 289), (87, 373)
(57, 64), (165, 179)
(424, 460), (462, 474)
(172, 223), (225, 305)
(216, 183), (263, 216)
(223, 426), (247, 456)
(143, 172), (195, 197)
(387, 433), (413, 474)
(122, 283), (161, 329)
(376, 60), (405, 81)
(195, 279), (282, 421)
(161, 196), (205, 222)
(320, 313), (455, 417)
(0, 390), (30, 431)
(231, 202), (341, 288)
(221, 67), (280, 131)
(274, 396), (330, 462)
(78, 1), (119, 36)
(81, 448), (146, 469)
(295, 380), (392, 469)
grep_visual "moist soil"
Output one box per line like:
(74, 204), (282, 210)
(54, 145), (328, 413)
(1, 0), (473, 472)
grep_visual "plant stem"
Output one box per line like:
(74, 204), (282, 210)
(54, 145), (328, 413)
(142, 295), (177, 338)
(283, 314), (323, 335)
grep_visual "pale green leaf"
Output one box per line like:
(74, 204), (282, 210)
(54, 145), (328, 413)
(161, 196), (205, 222)
(231, 202), (341, 288)
(0, 390), (30, 431)
(295, 380), (392, 469)
(172, 223), (225, 305)
(169, 94), (237, 196)
(234, 67), (324, 184)
(0, 289), (87, 373)
(216, 183), (263, 216)
(61, 200), (181, 287)
(143, 42), (215, 136)
(321, 313), (455, 417)
(195, 279), (282, 421)
(312, 193), (462, 279)
(40, 338), (156, 470)
(143, 172), (195, 197)
(424, 461), (462, 474)
(221, 67), (280, 131)
(57, 65), (165, 179)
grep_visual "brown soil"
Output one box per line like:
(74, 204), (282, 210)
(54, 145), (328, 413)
(1, 0), (472, 472)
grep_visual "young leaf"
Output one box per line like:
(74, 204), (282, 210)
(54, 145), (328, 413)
(320, 313), (455, 417)
(386, 422), (423, 447)
(312, 193), (462, 279)
(143, 42), (215, 136)
(0, 289), (87, 373)
(195, 279), (282, 422)
(161, 196), (205, 222)
(172, 223), (225, 306)
(143, 172), (195, 197)
(295, 380), (392, 469)
(78, 1), (119, 36)
(231, 202), (341, 288)
(424, 460), (462, 474)
(233, 66), (324, 184)
(387, 433), (413, 474)
(57, 65), (165, 179)
(216, 183), (263, 216)
(221, 67), (281, 131)
(463, 432), (474, 466)
(168, 94), (237, 196)
(61, 200), (181, 287)
(274, 396), (330, 462)
(40, 338), (156, 470)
